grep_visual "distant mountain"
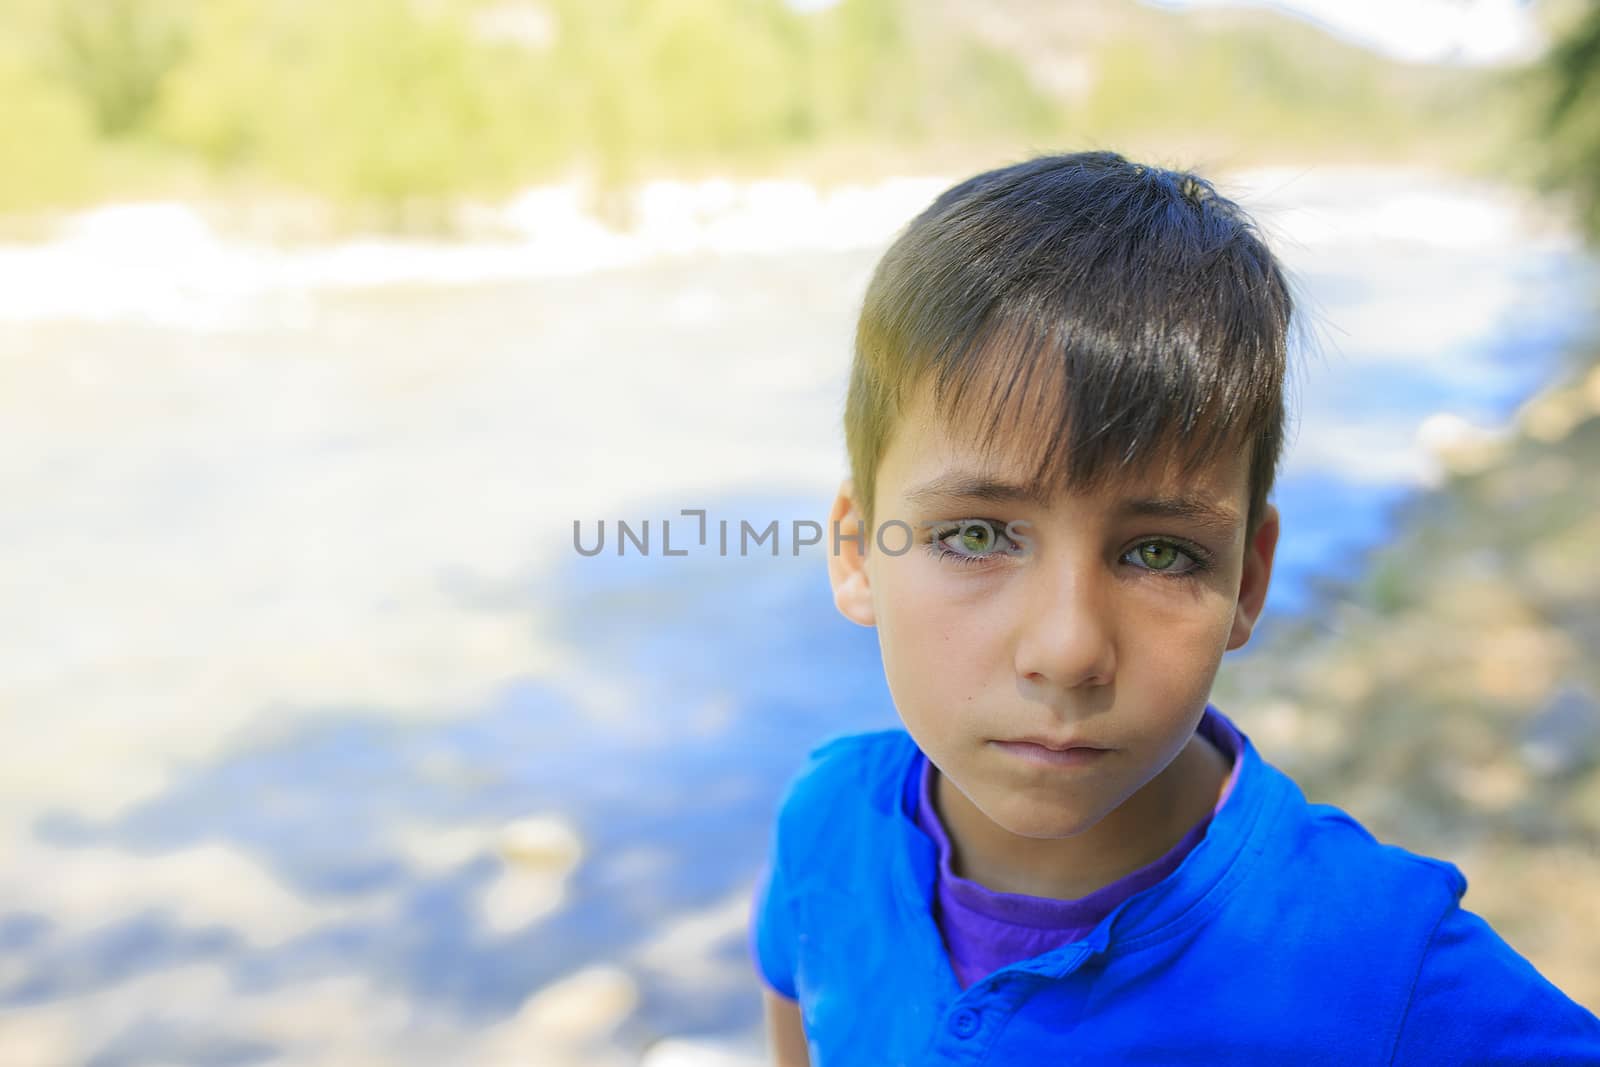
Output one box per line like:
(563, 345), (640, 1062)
(912, 0), (1508, 172)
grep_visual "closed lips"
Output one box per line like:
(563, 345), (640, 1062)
(1006, 738), (1107, 752)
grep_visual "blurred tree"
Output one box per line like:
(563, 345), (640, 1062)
(0, 0), (1522, 227)
(1536, 1), (1600, 241)
(51, 0), (189, 136)
(160, 0), (542, 225)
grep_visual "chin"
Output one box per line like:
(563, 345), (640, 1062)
(981, 794), (1110, 841)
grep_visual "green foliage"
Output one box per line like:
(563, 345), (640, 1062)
(802, 0), (921, 139)
(158, 0), (539, 214)
(1533, 3), (1600, 242)
(1362, 551), (1417, 617)
(50, 0), (189, 137)
(1076, 17), (1415, 157)
(0, 0), (1513, 228)
(545, 0), (818, 183)
(944, 38), (1061, 142)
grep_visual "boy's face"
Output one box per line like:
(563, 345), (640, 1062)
(827, 382), (1278, 841)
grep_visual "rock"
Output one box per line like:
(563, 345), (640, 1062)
(1520, 683), (1600, 780)
(1416, 412), (1508, 475)
(498, 814), (584, 870)
(1519, 385), (1591, 443)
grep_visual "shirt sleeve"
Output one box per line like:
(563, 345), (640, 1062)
(748, 732), (888, 1004)
(1389, 905), (1600, 1065)
(748, 808), (800, 1000)
(749, 852), (798, 999)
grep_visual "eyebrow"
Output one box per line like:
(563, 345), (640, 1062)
(904, 473), (1242, 533)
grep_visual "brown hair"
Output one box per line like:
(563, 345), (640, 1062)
(845, 151), (1301, 535)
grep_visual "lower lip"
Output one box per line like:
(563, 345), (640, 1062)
(991, 741), (1110, 768)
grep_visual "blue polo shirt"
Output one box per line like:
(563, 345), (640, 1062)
(750, 712), (1600, 1065)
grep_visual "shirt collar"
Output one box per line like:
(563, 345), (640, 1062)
(889, 705), (1288, 979)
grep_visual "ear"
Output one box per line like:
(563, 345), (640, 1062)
(826, 479), (877, 627)
(1226, 502), (1279, 652)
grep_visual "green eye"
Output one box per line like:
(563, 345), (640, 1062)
(1138, 542), (1180, 570)
(931, 519), (1015, 562)
(1125, 539), (1210, 580)
(959, 522), (994, 554)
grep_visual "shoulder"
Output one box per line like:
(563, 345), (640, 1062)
(752, 730), (915, 1000)
(1217, 714), (1467, 909)
(796, 727), (918, 788)
(1243, 758), (1600, 1060)
(1389, 904), (1600, 1064)
(1294, 799), (1468, 896)
(1244, 752), (1469, 915)
(1216, 758), (1468, 994)
(774, 728), (917, 827)
(766, 729), (918, 876)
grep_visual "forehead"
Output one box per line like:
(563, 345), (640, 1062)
(880, 375), (1250, 518)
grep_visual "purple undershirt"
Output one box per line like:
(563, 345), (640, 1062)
(913, 707), (1245, 990)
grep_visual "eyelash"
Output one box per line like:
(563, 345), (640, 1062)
(924, 519), (1214, 581)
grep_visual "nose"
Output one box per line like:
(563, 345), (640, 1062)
(1012, 553), (1117, 694)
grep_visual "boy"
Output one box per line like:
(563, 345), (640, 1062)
(749, 152), (1600, 1065)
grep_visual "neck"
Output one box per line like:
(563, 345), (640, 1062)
(934, 729), (1229, 900)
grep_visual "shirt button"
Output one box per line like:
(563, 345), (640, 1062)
(950, 1008), (981, 1038)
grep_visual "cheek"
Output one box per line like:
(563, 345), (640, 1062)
(1131, 580), (1238, 648)
(873, 560), (1006, 697)
(1150, 605), (1233, 657)
(1118, 597), (1234, 703)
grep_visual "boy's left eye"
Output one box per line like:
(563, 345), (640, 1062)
(1123, 539), (1210, 578)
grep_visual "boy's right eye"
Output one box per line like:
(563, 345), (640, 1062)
(928, 519), (1021, 562)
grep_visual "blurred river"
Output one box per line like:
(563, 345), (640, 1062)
(0, 167), (1595, 1065)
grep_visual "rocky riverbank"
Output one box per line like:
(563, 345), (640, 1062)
(1216, 339), (1600, 1010)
